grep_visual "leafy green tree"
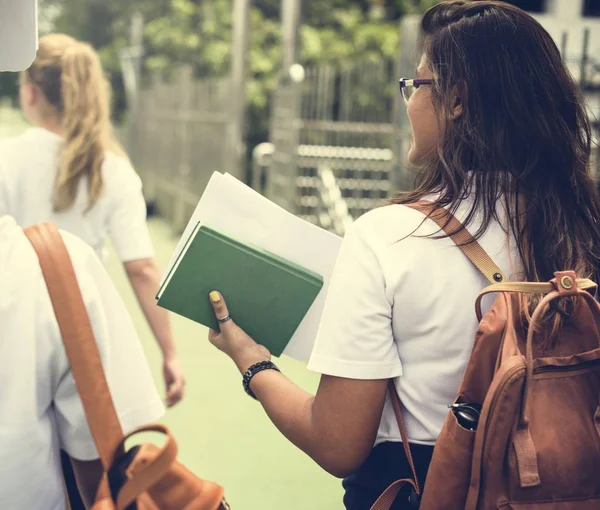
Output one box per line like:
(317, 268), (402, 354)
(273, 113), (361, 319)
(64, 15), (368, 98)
(2, 0), (438, 151)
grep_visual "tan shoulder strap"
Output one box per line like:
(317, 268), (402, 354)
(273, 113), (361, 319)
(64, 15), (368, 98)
(474, 279), (598, 321)
(374, 200), (507, 508)
(370, 381), (421, 510)
(388, 381), (420, 494)
(24, 223), (124, 470)
(406, 201), (507, 285)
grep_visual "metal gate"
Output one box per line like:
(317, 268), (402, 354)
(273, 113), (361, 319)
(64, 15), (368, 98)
(131, 67), (237, 229)
(120, 2), (249, 232)
(260, 58), (404, 234)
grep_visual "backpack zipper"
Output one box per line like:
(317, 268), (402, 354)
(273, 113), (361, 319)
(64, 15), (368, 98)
(467, 358), (525, 509)
(532, 356), (600, 375)
(468, 355), (600, 509)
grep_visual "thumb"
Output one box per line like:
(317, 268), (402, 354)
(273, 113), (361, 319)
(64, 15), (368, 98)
(208, 290), (234, 332)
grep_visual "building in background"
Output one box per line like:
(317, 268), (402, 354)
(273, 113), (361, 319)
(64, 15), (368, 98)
(504, 0), (600, 177)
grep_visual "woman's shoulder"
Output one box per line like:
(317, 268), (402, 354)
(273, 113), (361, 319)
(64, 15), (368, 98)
(0, 127), (56, 158)
(0, 216), (92, 264)
(102, 149), (136, 173)
(101, 150), (142, 190)
(348, 203), (437, 248)
(0, 217), (100, 311)
(355, 202), (431, 226)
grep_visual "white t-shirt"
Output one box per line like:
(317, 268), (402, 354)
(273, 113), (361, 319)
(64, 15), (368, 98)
(0, 215), (165, 509)
(0, 127), (154, 263)
(307, 198), (520, 446)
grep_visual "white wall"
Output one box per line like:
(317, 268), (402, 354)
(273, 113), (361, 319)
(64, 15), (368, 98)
(532, 13), (600, 67)
(545, 0), (585, 20)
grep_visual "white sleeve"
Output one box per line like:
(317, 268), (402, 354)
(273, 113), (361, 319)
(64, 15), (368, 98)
(107, 159), (155, 262)
(307, 218), (402, 379)
(53, 234), (164, 460)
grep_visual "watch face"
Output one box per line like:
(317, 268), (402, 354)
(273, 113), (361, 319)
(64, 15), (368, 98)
(0, 0), (38, 71)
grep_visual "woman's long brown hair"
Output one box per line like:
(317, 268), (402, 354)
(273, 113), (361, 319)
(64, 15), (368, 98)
(393, 1), (600, 331)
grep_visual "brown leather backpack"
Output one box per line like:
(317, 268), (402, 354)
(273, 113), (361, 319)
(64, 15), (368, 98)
(25, 223), (229, 510)
(371, 202), (600, 509)
(421, 268), (600, 509)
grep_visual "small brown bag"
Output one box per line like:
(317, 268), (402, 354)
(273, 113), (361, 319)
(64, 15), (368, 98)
(421, 271), (600, 510)
(25, 223), (229, 510)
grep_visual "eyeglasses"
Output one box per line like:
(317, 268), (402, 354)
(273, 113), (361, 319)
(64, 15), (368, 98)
(398, 78), (433, 104)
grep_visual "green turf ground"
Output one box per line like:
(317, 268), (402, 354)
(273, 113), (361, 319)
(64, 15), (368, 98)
(105, 217), (344, 509)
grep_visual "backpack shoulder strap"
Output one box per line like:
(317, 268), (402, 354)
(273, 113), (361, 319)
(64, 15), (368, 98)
(372, 200), (508, 509)
(371, 382), (421, 510)
(24, 223), (124, 470)
(405, 200), (508, 284)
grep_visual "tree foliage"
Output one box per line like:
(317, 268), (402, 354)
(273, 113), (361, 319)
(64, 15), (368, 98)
(2, 0), (436, 146)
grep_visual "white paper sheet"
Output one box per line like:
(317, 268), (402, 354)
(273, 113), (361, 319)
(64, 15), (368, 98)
(162, 171), (342, 360)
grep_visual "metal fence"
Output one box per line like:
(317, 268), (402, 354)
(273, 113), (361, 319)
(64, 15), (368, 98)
(131, 67), (238, 230)
(121, 2), (249, 233)
(259, 59), (403, 235)
(256, 20), (600, 238)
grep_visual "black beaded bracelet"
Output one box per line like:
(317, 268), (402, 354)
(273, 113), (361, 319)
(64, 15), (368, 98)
(242, 360), (280, 400)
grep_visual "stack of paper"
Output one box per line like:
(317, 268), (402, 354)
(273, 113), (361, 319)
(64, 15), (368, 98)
(159, 172), (343, 361)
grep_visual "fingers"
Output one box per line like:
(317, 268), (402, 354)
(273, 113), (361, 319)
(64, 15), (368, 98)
(166, 380), (184, 407)
(165, 372), (185, 407)
(208, 290), (234, 332)
(207, 290), (268, 367)
(163, 358), (185, 408)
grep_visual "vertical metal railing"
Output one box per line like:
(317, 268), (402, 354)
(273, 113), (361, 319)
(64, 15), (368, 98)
(316, 166), (354, 236)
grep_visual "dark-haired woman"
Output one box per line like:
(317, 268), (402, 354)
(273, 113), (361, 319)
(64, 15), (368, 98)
(203, 1), (600, 508)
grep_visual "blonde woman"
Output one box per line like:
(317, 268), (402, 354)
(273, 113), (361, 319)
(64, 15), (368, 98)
(0, 34), (185, 406)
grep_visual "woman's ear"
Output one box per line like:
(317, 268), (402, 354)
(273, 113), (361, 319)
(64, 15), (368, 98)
(449, 83), (466, 120)
(20, 81), (38, 108)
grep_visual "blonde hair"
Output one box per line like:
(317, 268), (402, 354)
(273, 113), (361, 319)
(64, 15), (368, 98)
(26, 34), (123, 212)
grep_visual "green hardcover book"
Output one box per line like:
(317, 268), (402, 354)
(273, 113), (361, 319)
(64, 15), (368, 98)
(156, 222), (324, 357)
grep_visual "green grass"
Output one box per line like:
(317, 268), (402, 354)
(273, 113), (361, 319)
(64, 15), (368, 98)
(105, 217), (344, 509)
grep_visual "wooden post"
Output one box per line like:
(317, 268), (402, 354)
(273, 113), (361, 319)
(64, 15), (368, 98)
(281, 0), (301, 73)
(174, 66), (194, 231)
(124, 12), (144, 164)
(560, 31), (568, 62)
(580, 28), (590, 90)
(266, 0), (303, 212)
(394, 15), (420, 193)
(227, 0), (250, 182)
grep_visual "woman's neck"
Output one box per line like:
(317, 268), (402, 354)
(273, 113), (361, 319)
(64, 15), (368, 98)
(34, 116), (64, 137)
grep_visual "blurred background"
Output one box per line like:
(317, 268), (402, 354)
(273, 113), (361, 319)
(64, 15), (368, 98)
(0, 0), (597, 238)
(0, 1), (598, 508)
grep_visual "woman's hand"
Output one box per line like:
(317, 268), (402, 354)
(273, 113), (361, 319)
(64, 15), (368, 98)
(208, 290), (271, 373)
(162, 355), (186, 407)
